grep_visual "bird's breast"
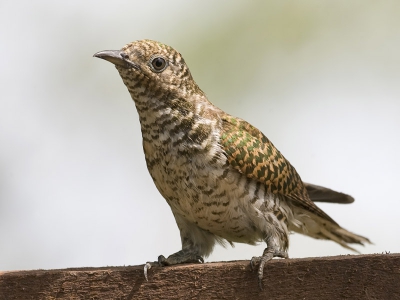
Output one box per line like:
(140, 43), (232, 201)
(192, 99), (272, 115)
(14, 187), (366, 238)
(142, 133), (267, 243)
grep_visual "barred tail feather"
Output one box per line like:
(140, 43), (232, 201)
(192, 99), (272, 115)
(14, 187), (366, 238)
(289, 206), (371, 252)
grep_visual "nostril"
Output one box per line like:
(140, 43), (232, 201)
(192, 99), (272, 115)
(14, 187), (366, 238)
(121, 52), (129, 60)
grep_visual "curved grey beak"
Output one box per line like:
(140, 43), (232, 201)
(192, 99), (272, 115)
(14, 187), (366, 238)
(93, 50), (139, 69)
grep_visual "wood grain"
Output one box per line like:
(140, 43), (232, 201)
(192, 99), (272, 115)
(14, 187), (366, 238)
(1, 254), (399, 299)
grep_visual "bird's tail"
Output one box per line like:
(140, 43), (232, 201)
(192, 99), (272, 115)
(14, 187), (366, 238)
(304, 182), (355, 204)
(289, 206), (371, 252)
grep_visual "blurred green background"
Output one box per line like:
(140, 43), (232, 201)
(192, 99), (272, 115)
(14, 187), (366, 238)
(1, 1), (399, 271)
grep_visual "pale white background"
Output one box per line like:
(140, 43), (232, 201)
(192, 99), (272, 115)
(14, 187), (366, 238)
(1, 1), (399, 271)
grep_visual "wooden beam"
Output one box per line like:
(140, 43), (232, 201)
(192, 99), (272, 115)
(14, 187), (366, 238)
(1, 254), (399, 299)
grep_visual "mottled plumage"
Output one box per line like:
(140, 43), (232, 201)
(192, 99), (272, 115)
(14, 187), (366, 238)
(94, 40), (370, 288)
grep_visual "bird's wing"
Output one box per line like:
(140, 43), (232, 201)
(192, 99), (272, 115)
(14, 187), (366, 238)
(220, 115), (337, 224)
(304, 182), (354, 204)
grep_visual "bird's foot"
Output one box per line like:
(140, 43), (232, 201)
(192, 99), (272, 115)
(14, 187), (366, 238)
(143, 249), (204, 281)
(250, 248), (288, 290)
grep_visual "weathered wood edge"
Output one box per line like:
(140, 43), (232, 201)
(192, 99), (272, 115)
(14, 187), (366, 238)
(1, 254), (399, 299)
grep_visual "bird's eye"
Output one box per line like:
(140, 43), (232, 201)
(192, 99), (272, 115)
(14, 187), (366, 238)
(149, 56), (168, 73)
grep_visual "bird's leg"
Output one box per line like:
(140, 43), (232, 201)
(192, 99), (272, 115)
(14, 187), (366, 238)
(143, 215), (211, 281)
(250, 240), (288, 290)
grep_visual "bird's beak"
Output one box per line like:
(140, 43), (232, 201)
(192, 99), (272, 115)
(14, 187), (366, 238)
(93, 50), (139, 69)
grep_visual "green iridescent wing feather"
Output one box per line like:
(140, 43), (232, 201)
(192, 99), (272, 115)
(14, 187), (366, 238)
(220, 115), (336, 224)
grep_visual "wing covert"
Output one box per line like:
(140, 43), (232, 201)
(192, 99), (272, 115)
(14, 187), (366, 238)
(220, 115), (336, 224)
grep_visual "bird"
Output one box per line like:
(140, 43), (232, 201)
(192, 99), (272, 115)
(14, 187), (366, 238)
(93, 40), (370, 289)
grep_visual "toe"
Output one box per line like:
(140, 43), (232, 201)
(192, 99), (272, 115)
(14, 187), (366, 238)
(250, 256), (261, 271)
(158, 255), (168, 266)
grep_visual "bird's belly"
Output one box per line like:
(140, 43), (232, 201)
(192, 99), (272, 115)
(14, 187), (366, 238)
(191, 199), (261, 244)
(151, 161), (263, 244)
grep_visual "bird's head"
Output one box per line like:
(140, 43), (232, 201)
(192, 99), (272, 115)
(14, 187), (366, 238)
(94, 40), (203, 105)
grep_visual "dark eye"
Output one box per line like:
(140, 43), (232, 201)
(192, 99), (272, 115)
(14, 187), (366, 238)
(149, 56), (168, 72)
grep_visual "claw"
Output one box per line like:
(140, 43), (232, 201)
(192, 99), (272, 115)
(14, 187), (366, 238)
(143, 261), (159, 281)
(144, 262), (151, 281)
